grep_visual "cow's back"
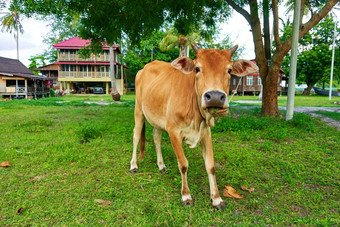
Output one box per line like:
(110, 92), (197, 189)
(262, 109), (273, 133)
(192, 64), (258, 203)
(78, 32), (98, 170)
(135, 60), (197, 131)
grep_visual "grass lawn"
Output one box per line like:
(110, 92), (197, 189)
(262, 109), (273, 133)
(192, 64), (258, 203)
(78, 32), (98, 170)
(0, 95), (339, 225)
(231, 94), (340, 107)
(315, 111), (340, 121)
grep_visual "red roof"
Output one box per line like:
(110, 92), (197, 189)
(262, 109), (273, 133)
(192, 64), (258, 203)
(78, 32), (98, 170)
(53, 37), (119, 52)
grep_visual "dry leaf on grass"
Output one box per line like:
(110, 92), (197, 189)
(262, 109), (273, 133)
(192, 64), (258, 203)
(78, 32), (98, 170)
(241, 186), (255, 193)
(94, 199), (112, 207)
(0, 161), (11, 167)
(223, 185), (243, 199)
(29, 176), (42, 182)
(17, 207), (23, 215)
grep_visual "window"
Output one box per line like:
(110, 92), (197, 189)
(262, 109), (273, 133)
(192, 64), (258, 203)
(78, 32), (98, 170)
(88, 65), (95, 72)
(70, 65), (76, 72)
(79, 65), (86, 72)
(62, 64), (70, 71)
(246, 76), (253, 86)
(258, 77), (262, 85)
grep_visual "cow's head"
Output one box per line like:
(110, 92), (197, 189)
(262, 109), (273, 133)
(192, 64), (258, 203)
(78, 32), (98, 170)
(171, 44), (258, 127)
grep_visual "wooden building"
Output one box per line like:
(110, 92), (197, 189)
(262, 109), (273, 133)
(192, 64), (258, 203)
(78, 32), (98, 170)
(0, 57), (51, 99)
(37, 37), (127, 95)
(229, 60), (286, 95)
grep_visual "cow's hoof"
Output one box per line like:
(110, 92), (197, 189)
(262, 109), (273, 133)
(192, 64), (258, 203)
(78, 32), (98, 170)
(130, 168), (138, 174)
(183, 199), (194, 206)
(214, 202), (226, 211)
(159, 168), (166, 174)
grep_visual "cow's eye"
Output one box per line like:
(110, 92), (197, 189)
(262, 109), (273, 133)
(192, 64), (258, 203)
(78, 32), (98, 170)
(195, 67), (200, 73)
(228, 69), (232, 74)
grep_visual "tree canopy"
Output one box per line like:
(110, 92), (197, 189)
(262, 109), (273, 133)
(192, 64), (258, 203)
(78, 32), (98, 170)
(12, 0), (230, 46)
(282, 17), (340, 94)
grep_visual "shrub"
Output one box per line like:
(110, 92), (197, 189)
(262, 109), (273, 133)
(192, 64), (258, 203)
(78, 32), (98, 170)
(75, 121), (101, 143)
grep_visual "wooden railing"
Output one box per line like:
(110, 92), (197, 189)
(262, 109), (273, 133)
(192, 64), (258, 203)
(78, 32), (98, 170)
(59, 71), (110, 78)
(58, 53), (109, 62)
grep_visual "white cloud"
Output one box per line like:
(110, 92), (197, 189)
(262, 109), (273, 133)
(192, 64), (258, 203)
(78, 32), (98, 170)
(0, 17), (50, 67)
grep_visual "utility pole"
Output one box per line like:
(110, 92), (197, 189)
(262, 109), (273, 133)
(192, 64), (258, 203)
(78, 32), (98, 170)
(329, 21), (337, 101)
(286, 0), (301, 121)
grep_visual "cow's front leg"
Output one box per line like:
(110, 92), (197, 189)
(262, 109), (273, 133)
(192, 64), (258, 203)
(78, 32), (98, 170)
(168, 131), (193, 206)
(201, 129), (225, 210)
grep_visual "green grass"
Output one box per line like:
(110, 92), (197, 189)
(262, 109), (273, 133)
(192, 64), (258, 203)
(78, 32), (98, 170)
(314, 110), (340, 121)
(231, 94), (340, 107)
(0, 95), (339, 225)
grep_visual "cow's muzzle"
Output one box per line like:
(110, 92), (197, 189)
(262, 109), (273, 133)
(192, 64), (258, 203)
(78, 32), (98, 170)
(204, 90), (227, 108)
(202, 90), (229, 118)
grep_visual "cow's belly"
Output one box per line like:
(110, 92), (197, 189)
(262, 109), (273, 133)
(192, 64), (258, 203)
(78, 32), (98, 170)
(142, 105), (167, 131)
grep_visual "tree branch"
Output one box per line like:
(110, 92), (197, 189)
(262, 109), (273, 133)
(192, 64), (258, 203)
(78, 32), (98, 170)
(306, 0), (314, 17)
(247, 0), (268, 78)
(300, 0), (306, 25)
(225, 0), (251, 24)
(276, 0), (339, 61)
(272, 0), (281, 49)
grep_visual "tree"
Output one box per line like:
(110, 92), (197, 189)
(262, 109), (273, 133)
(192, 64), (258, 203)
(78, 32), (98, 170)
(124, 30), (179, 83)
(1, 3), (23, 59)
(225, 0), (339, 116)
(14, 0), (229, 100)
(159, 28), (200, 57)
(281, 17), (340, 95)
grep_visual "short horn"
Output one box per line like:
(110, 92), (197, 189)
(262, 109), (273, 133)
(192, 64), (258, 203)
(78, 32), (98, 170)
(191, 42), (200, 54)
(229, 45), (238, 56)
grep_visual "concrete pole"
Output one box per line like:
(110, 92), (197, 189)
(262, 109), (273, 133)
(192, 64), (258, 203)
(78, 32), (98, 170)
(329, 21), (337, 101)
(24, 79), (27, 99)
(286, 0), (301, 121)
(15, 80), (18, 98)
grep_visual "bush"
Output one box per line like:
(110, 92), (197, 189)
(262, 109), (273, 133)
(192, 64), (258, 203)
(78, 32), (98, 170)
(75, 121), (101, 143)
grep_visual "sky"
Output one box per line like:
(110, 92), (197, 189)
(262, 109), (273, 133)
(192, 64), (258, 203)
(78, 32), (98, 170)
(0, 10), (257, 68)
(0, 17), (50, 67)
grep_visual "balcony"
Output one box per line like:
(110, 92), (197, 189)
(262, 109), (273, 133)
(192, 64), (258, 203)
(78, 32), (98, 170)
(59, 71), (110, 79)
(58, 53), (109, 62)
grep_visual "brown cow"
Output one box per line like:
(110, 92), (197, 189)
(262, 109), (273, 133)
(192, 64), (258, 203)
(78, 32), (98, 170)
(130, 44), (258, 210)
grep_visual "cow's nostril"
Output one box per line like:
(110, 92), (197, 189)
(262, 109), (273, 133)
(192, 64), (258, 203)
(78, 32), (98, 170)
(220, 94), (226, 102)
(205, 93), (211, 101)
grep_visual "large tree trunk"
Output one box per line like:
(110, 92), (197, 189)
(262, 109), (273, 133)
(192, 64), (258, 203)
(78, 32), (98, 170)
(261, 68), (280, 116)
(302, 84), (314, 95)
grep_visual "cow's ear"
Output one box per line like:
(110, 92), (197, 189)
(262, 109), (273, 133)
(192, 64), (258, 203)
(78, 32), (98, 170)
(231, 59), (258, 77)
(171, 57), (194, 74)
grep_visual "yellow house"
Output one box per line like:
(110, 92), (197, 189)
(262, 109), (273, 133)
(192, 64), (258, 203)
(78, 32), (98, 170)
(37, 37), (127, 95)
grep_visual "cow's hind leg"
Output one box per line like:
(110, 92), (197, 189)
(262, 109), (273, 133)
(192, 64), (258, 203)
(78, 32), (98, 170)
(169, 131), (193, 206)
(130, 107), (145, 173)
(153, 128), (166, 173)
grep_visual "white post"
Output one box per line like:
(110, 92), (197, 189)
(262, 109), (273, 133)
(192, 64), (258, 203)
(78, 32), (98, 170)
(15, 80), (18, 98)
(329, 21), (337, 101)
(286, 0), (301, 121)
(24, 79), (27, 99)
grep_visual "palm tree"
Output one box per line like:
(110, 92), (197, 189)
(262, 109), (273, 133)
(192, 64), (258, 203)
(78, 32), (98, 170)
(1, 10), (24, 59)
(159, 28), (200, 57)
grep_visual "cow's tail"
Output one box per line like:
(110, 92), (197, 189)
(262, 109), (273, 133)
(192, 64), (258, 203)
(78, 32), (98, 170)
(138, 122), (146, 160)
